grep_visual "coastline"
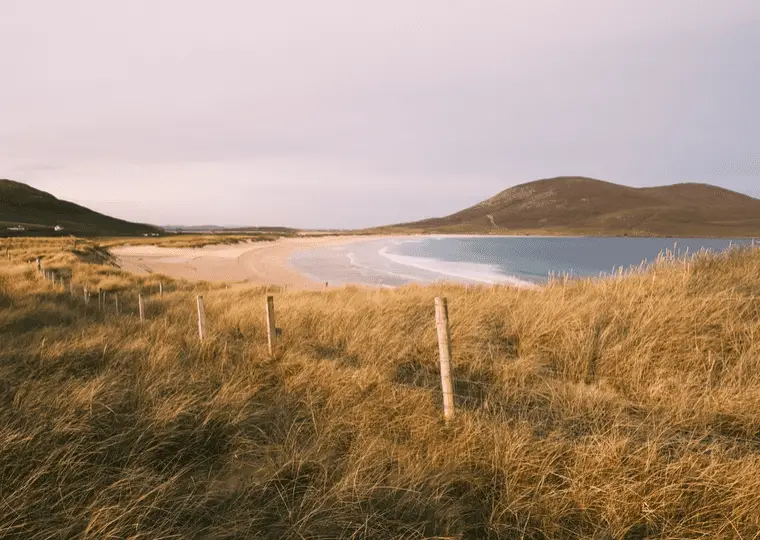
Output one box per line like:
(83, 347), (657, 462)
(112, 235), (372, 290)
(111, 233), (757, 291)
(112, 234), (546, 290)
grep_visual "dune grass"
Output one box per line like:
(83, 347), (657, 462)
(1, 238), (760, 538)
(101, 233), (284, 249)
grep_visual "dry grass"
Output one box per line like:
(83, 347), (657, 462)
(101, 234), (283, 249)
(2, 238), (760, 538)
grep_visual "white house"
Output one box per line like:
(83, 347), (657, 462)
(54, 225), (64, 232)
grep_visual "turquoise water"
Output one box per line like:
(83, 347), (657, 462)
(290, 236), (757, 287)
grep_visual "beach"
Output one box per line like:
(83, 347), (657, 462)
(112, 235), (366, 290)
(112, 234), (748, 290)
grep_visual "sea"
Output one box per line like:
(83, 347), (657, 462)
(289, 236), (758, 288)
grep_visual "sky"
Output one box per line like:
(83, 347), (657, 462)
(1, 1), (759, 228)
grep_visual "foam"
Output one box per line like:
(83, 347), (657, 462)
(347, 250), (432, 283)
(378, 246), (536, 288)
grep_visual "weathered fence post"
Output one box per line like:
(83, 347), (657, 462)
(98, 288), (103, 312)
(138, 294), (145, 323)
(159, 282), (163, 297)
(266, 295), (277, 356)
(434, 297), (455, 421)
(114, 294), (120, 316)
(196, 296), (207, 340)
(84, 286), (89, 305)
(69, 280), (74, 297)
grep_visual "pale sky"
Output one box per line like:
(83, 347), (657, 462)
(1, 1), (759, 228)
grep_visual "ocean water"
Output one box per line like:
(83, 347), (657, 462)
(289, 236), (757, 288)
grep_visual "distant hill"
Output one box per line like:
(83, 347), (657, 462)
(164, 225), (299, 235)
(0, 179), (162, 236)
(390, 177), (760, 237)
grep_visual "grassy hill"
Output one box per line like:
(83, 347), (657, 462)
(1, 238), (760, 537)
(390, 177), (760, 237)
(0, 179), (162, 236)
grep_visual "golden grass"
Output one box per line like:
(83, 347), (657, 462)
(1, 238), (760, 538)
(101, 233), (283, 249)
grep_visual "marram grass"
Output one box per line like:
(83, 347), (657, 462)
(1, 238), (760, 539)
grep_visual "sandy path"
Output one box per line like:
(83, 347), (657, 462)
(112, 236), (365, 290)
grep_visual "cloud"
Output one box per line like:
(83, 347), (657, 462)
(1, 0), (759, 226)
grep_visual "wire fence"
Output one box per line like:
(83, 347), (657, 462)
(31, 261), (487, 421)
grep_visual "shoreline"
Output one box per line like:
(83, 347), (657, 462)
(112, 235), (375, 290)
(112, 233), (755, 291)
(112, 233), (546, 290)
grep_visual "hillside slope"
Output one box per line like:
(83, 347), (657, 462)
(395, 177), (760, 237)
(0, 179), (161, 236)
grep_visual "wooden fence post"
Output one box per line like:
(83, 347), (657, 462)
(266, 295), (277, 356)
(114, 294), (120, 316)
(98, 288), (103, 312)
(69, 280), (74, 297)
(84, 286), (89, 305)
(434, 297), (455, 421)
(138, 294), (145, 323)
(196, 296), (207, 340)
(159, 282), (163, 297)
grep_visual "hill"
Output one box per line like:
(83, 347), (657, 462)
(163, 225), (299, 235)
(392, 177), (760, 237)
(0, 179), (161, 236)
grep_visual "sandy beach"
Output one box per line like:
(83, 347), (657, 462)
(112, 233), (556, 290)
(112, 236), (367, 290)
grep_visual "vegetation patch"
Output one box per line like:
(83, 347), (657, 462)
(1, 238), (760, 538)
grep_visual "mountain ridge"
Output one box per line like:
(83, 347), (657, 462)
(390, 177), (760, 237)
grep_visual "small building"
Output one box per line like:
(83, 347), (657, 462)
(54, 225), (64, 232)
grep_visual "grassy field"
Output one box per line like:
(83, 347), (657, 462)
(101, 233), (284, 249)
(1, 238), (760, 538)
